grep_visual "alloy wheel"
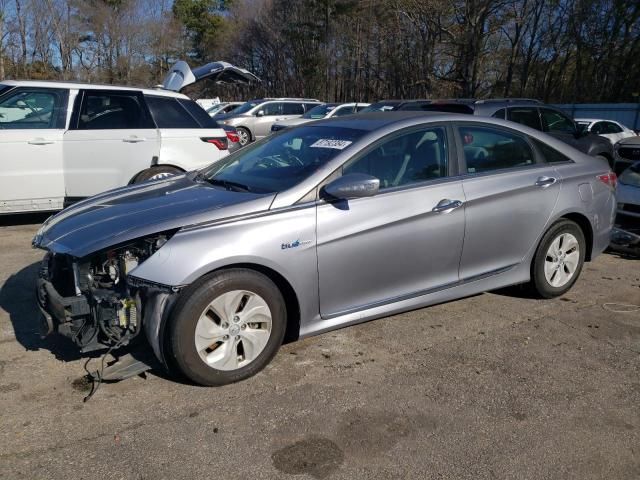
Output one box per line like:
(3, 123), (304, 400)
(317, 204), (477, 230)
(543, 232), (580, 288)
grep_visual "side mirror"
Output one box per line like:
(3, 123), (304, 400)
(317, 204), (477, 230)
(323, 173), (380, 200)
(256, 110), (264, 117)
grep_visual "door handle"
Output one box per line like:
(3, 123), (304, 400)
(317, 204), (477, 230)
(122, 136), (145, 143)
(432, 199), (463, 213)
(28, 138), (54, 145)
(535, 176), (557, 188)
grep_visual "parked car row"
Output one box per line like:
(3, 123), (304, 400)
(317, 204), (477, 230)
(0, 61), (258, 214)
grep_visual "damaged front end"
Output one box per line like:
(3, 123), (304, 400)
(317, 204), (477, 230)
(36, 232), (179, 356)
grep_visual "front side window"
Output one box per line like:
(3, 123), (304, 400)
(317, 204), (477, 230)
(540, 108), (575, 134)
(0, 88), (67, 129)
(146, 96), (198, 129)
(77, 91), (151, 130)
(343, 127), (448, 190)
(260, 103), (281, 116)
(203, 125), (366, 193)
(282, 103), (305, 115)
(508, 107), (542, 131)
(591, 122), (605, 135)
(459, 126), (534, 173)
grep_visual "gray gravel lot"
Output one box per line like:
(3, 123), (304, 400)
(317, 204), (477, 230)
(0, 215), (639, 480)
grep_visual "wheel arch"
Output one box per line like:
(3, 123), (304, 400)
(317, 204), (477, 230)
(540, 212), (594, 262)
(236, 125), (254, 141)
(128, 164), (186, 184)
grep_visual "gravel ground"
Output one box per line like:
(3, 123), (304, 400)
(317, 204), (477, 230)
(0, 214), (639, 480)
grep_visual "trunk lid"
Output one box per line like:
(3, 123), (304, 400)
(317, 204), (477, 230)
(162, 61), (260, 92)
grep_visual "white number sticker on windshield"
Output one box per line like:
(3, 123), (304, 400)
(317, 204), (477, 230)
(310, 139), (353, 150)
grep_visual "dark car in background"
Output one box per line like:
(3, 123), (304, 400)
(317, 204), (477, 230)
(412, 99), (615, 165)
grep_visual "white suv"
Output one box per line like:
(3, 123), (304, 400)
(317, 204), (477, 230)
(0, 61), (258, 214)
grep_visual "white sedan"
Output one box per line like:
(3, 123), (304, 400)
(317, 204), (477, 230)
(575, 118), (637, 144)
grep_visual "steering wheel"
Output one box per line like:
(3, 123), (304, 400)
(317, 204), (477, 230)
(473, 147), (489, 160)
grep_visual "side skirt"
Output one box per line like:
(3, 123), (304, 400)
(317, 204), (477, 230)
(299, 263), (530, 339)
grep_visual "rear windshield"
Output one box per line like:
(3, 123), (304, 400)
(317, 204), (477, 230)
(202, 125), (366, 193)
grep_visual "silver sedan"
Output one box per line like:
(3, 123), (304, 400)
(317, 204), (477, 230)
(34, 112), (617, 386)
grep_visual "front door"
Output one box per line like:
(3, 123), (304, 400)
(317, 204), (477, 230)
(456, 123), (561, 280)
(63, 89), (160, 197)
(252, 102), (285, 139)
(0, 87), (68, 212)
(317, 125), (466, 317)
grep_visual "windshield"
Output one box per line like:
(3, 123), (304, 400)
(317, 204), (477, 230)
(201, 125), (366, 193)
(302, 104), (336, 119)
(231, 100), (262, 115)
(207, 104), (226, 114)
(359, 102), (399, 113)
(619, 163), (640, 187)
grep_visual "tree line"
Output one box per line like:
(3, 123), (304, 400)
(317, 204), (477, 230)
(0, 0), (639, 103)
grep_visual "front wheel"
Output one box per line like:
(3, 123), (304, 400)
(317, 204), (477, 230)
(133, 166), (182, 183)
(529, 219), (586, 298)
(236, 127), (251, 147)
(167, 269), (286, 386)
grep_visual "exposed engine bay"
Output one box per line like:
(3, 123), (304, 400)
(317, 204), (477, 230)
(36, 233), (174, 352)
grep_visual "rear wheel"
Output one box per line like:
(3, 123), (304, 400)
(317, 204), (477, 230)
(133, 166), (182, 183)
(529, 219), (586, 298)
(167, 269), (286, 386)
(236, 127), (251, 147)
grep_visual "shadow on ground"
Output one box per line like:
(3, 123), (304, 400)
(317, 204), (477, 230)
(0, 212), (52, 227)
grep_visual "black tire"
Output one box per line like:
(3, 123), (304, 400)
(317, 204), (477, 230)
(236, 127), (251, 147)
(133, 166), (182, 183)
(529, 219), (586, 298)
(167, 269), (286, 386)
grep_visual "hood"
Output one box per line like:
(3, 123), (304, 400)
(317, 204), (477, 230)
(162, 61), (260, 92)
(617, 136), (640, 147)
(33, 175), (275, 258)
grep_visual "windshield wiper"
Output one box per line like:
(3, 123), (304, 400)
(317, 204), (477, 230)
(197, 175), (252, 192)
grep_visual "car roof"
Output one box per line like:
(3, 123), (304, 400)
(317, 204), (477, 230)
(0, 80), (189, 98)
(310, 111), (461, 130)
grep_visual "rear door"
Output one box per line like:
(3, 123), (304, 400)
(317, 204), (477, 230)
(0, 87), (68, 213)
(456, 123), (561, 280)
(317, 124), (466, 317)
(63, 89), (160, 197)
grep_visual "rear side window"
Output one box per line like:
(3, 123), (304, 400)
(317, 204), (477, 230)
(261, 102), (282, 115)
(177, 98), (218, 127)
(332, 105), (354, 117)
(540, 108), (575, 134)
(146, 96), (198, 128)
(508, 108), (542, 130)
(77, 91), (152, 130)
(282, 103), (305, 115)
(458, 126), (534, 173)
(533, 139), (573, 163)
(0, 87), (68, 129)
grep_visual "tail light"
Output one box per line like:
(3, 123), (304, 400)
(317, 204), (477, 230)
(597, 172), (617, 188)
(201, 137), (228, 150)
(225, 130), (240, 143)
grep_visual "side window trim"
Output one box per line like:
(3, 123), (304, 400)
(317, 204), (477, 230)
(452, 121), (544, 177)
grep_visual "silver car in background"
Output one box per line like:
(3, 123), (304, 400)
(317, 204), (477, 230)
(270, 102), (370, 133)
(33, 112), (616, 386)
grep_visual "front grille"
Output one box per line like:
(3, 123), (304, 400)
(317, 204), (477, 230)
(618, 147), (640, 161)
